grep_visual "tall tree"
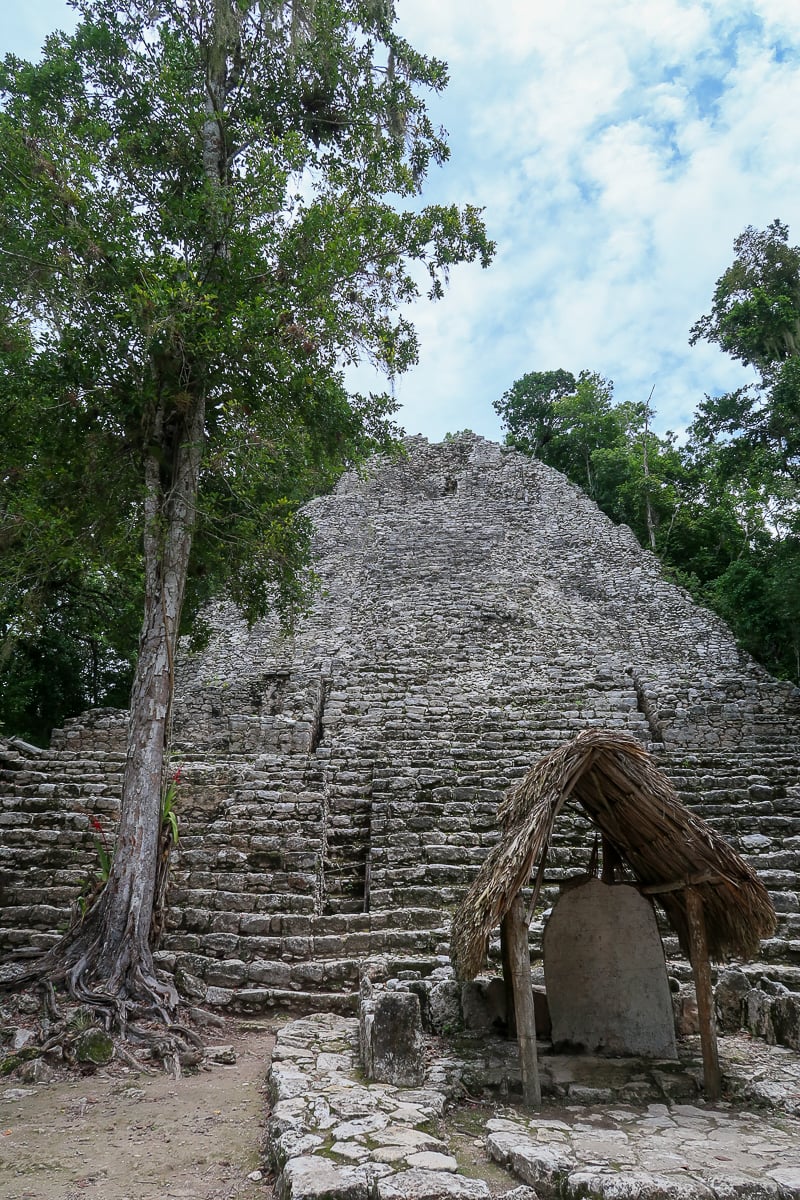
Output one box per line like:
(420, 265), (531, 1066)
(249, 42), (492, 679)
(687, 220), (800, 680)
(0, 0), (493, 1032)
(492, 368), (576, 456)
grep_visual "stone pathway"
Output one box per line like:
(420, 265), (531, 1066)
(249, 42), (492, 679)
(266, 1016), (800, 1200)
(267, 1013), (491, 1200)
(487, 1101), (800, 1199)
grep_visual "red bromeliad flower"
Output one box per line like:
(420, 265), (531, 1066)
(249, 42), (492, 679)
(90, 816), (103, 833)
(171, 767), (182, 784)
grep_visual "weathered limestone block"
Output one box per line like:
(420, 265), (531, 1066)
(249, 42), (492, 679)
(715, 968), (750, 1032)
(360, 990), (425, 1087)
(744, 987), (775, 1042)
(278, 1155), (370, 1200)
(427, 979), (462, 1034)
(460, 977), (507, 1032)
(75, 1028), (114, 1066)
(770, 993), (800, 1050)
(377, 1170), (490, 1200)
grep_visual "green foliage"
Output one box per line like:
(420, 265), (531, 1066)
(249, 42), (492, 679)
(689, 220), (800, 371)
(496, 223), (800, 683)
(493, 369), (576, 456)
(75, 815), (114, 918)
(685, 220), (800, 681)
(0, 0), (494, 742)
(161, 769), (181, 846)
(494, 369), (688, 553)
(496, 351), (800, 682)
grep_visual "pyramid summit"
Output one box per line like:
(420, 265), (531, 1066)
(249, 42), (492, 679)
(175, 431), (800, 762)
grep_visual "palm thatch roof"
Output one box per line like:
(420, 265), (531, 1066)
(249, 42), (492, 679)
(451, 729), (776, 980)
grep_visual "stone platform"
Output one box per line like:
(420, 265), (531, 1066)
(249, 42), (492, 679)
(265, 1014), (800, 1200)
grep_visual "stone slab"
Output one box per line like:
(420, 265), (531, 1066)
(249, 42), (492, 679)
(544, 878), (677, 1059)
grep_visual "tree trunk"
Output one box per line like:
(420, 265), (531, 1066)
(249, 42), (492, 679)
(1, 394), (207, 1025)
(86, 392), (206, 1010)
(641, 388), (657, 552)
(505, 894), (541, 1107)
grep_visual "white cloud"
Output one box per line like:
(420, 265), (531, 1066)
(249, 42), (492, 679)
(9, 1), (800, 446)
(367, 0), (800, 441)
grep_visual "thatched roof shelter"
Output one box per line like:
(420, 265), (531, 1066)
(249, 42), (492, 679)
(451, 728), (776, 982)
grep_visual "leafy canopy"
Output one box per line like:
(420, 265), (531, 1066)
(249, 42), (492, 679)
(0, 0), (494, 739)
(495, 223), (800, 683)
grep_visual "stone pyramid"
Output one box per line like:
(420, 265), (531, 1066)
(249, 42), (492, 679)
(2, 434), (799, 1011)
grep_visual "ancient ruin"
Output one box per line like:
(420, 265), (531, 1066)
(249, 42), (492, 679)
(2, 433), (800, 1029)
(4, 432), (800, 1197)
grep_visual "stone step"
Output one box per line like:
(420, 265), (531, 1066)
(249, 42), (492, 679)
(0, 926), (63, 954)
(369, 885), (470, 909)
(163, 923), (444, 965)
(168, 887), (317, 914)
(172, 905), (445, 938)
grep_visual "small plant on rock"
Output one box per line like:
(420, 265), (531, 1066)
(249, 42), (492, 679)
(75, 817), (115, 920)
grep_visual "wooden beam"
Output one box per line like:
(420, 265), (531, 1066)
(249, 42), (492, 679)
(601, 834), (622, 883)
(685, 886), (721, 1102)
(500, 914), (516, 1038)
(505, 893), (541, 1107)
(640, 872), (722, 896)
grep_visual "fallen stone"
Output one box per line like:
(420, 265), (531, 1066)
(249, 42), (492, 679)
(75, 1028), (114, 1066)
(15, 994), (40, 1015)
(11, 1028), (35, 1052)
(427, 981), (462, 1035)
(174, 965), (207, 1000)
(715, 969), (750, 1033)
(405, 1152), (458, 1172)
(460, 978), (507, 1033)
(18, 1056), (55, 1084)
(770, 993), (800, 1051)
(279, 1156), (370, 1200)
(377, 1168), (490, 1200)
(206, 1044), (237, 1064)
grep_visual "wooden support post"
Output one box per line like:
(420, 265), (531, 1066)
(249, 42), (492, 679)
(685, 887), (721, 1102)
(500, 915), (517, 1038)
(505, 893), (541, 1107)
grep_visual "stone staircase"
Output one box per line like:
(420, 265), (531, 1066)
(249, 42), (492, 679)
(4, 701), (799, 1017)
(0, 733), (126, 954)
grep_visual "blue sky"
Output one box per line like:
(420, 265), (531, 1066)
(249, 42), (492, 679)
(6, 1), (800, 443)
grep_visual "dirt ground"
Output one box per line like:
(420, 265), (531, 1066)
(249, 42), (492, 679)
(0, 1020), (279, 1200)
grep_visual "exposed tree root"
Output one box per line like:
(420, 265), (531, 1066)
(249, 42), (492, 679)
(0, 899), (200, 1073)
